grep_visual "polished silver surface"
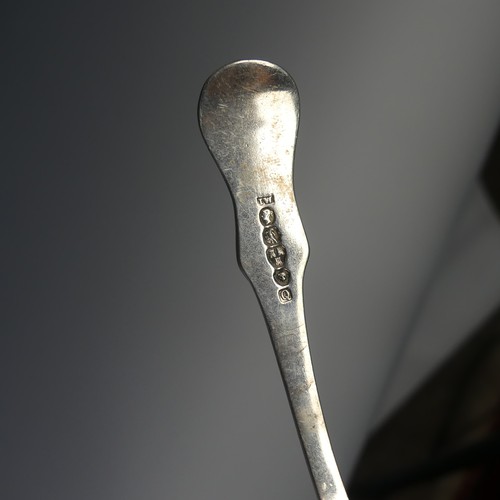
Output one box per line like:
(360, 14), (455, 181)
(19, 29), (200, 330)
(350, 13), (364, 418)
(199, 60), (348, 500)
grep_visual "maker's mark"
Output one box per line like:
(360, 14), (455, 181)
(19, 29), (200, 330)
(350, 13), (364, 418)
(257, 194), (275, 206)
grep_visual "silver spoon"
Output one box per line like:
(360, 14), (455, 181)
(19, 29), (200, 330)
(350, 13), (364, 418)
(198, 60), (349, 500)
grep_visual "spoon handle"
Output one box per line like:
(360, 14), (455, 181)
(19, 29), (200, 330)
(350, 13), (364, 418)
(199, 60), (348, 500)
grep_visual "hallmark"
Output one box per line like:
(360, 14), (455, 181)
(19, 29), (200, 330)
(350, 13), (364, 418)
(278, 288), (293, 304)
(273, 268), (290, 286)
(262, 226), (281, 246)
(257, 194), (275, 206)
(266, 245), (287, 269)
(259, 207), (276, 227)
(258, 203), (293, 303)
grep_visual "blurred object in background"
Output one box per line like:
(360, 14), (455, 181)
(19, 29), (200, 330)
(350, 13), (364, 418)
(349, 128), (500, 499)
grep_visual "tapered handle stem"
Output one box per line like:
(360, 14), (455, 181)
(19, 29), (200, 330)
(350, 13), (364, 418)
(271, 324), (348, 499)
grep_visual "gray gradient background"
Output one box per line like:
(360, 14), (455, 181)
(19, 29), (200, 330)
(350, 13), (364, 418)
(3, 2), (500, 499)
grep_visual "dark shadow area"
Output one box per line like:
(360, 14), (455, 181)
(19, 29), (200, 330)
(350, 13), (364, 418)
(482, 125), (500, 217)
(349, 125), (500, 500)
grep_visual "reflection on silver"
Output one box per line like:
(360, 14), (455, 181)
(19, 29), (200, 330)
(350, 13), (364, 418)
(199, 60), (349, 500)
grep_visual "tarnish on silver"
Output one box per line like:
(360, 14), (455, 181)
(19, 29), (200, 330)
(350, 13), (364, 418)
(198, 60), (349, 500)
